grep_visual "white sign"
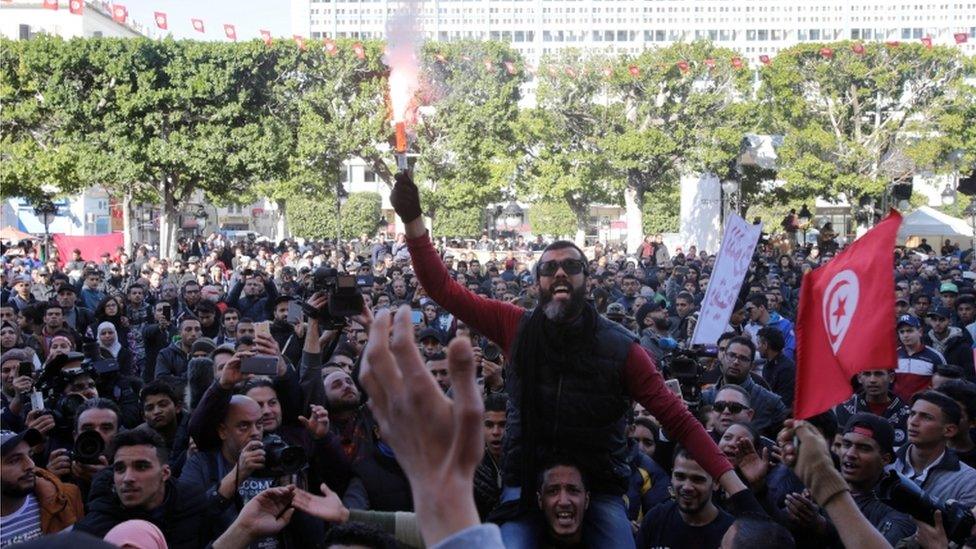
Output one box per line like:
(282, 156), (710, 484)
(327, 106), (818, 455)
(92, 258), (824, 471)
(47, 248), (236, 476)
(690, 214), (763, 346)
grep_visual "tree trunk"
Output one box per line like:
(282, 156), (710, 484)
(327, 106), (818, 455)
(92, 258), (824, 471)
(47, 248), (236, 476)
(624, 171), (645, 255)
(275, 199), (288, 241)
(159, 185), (179, 259)
(121, 191), (133, 254)
(572, 205), (588, 247)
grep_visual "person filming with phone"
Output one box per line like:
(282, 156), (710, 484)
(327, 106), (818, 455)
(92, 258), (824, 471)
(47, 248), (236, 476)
(390, 171), (751, 548)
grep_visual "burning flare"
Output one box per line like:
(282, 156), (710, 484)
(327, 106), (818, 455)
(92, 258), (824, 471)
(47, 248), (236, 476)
(384, 7), (421, 170)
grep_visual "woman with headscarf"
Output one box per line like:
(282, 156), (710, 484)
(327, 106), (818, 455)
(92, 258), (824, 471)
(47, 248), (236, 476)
(0, 320), (41, 370)
(104, 519), (169, 549)
(97, 321), (134, 377)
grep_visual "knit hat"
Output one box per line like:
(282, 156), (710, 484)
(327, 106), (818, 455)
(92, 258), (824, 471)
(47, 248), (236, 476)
(635, 302), (661, 327)
(190, 337), (216, 356)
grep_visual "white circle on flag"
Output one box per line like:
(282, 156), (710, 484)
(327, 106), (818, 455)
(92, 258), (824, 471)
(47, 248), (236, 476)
(822, 269), (860, 354)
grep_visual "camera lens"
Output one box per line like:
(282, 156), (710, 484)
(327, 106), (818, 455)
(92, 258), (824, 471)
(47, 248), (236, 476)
(73, 430), (105, 464)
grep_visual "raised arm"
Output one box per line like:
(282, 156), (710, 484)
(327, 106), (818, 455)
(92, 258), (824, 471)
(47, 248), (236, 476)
(393, 172), (523, 353)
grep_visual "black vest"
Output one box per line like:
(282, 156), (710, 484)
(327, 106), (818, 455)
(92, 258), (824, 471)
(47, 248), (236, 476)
(503, 311), (635, 495)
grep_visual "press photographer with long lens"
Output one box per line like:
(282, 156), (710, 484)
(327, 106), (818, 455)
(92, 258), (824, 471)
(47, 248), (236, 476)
(390, 172), (750, 548)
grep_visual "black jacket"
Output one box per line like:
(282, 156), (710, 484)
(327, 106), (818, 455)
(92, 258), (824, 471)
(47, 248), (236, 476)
(75, 477), (213, 549)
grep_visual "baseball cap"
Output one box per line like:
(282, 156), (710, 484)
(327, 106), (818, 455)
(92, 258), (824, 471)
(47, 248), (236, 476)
(940, 282), (959, 294)
(57, 284), (77, 295)
(1, 429), (44, 456)
(417, 328), (444, 345)
(12, 274), (30, 285)
(606, 302), (627, 319)
(927, 306), (952, 320)
(896, 314), (921, 328)
(843, 413), (895, 456)
(895, 297), (909, 305)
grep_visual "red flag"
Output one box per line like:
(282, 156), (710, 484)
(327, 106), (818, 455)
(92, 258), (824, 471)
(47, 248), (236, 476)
(731, 57), (744, 69)
(676, 60), (689, 73)
(68, 0), (82, 14)
(293, 35), (306, 50)
(504, 61), (517, 75)
(111, 4), (126, 23)
(956, 33), (969, 44)
(43, 0), (58, 10)
(352, 42), (365, 60)
(704, 58), (716, 68)
(224, 24), (236, 41)
(547, 66), (557, 77)
(793, 211), (901, 419)
(920, 36), (932, 49)
(260, 30), (272, 46)
(885, 41), (901, 48)
(628, 64), (640, 77)
(191, 18), (205, 33)
(819, 47), (834, 59)
(759, 55), (771, 65)
(564, 66), (576, 77)
(323, 38), (338, 56)
(153, 11), (167, 30)
(851, 42), (866, 55)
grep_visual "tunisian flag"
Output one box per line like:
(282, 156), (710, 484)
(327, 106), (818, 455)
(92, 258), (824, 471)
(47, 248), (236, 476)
(793, 210), (902, 418)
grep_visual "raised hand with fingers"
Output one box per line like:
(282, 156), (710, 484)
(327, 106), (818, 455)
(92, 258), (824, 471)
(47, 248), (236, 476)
(292, 482), (350, 524)
(359, 304), (484, 546)
(298, 404), (330, 440)
(735, 438), (770, 490)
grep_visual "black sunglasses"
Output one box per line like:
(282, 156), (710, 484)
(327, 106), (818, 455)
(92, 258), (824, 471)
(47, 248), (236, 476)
(713, 401), (750, 414)
(537, 259), (586, 277)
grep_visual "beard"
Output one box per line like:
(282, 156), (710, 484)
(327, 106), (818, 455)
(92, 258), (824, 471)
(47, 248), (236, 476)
(653, 317), (671, 330)
(538, 282), (587, 323)
(1, 479), (34, 499)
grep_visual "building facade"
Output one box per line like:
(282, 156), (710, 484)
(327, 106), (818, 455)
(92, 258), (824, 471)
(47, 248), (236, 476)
(0, 0), (150, 41)
(291, 0), (976, 67)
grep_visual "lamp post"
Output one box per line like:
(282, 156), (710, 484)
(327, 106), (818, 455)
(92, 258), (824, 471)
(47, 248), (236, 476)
(941, 183), (957, 207)
(32, 197), (58, 262)
(798, 204), (812, 247)
(502, 199), (524, 233)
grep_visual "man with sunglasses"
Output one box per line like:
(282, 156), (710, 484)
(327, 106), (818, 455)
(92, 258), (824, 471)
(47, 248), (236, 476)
(391, 173), (748, 549)
(702, 336), (786, 438)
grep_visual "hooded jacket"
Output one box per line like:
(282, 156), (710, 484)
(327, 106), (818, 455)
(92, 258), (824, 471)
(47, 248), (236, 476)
(34, 468), (84, 535)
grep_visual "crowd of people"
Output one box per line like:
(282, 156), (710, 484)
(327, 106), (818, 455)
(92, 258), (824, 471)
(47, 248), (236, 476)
(2, 176), (976, 548)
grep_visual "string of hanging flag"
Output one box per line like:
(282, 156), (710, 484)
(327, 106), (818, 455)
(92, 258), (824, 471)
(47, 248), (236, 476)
(31, 0), (972, 76)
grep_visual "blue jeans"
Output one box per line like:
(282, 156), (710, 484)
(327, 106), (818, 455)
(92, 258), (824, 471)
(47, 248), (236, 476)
(498, 486), (635, 549)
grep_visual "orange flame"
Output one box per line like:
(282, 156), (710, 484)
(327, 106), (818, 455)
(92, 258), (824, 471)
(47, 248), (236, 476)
(395, 122), (407, 153)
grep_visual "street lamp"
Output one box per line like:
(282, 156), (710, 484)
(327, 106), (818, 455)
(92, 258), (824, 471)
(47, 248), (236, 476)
(32, 197), (58, 262)
(941, 184), (956, 207)
(502, 200), (524, 231)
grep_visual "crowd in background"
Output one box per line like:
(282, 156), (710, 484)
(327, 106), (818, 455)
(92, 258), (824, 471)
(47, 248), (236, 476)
(1, 218), (976, 548)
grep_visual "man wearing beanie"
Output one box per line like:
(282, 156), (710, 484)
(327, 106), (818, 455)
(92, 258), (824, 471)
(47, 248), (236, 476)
(838, 414), (916, 544)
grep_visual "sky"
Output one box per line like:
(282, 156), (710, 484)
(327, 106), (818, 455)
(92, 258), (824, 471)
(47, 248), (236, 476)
(114, 0), (292, 41)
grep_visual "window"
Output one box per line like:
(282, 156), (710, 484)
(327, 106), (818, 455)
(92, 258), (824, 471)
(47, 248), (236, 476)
(19, 24), (30, 40)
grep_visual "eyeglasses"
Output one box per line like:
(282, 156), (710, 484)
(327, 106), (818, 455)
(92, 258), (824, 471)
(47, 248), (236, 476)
(537, 259), (586, 277)
(725, 351), (752, 364)
(713, 401), (750, 414)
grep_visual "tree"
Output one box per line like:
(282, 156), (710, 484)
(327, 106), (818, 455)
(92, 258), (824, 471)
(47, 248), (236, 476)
(760, 41), (969, 220)
(288, 192), (382, 241)
(404, 41), (524, 236)
(641, 183), (680, 235)
(528, 201), (577, 239)
(250, 39), (390, 240)
(518, 50), (619, 245)
(603, 41), (756, 253)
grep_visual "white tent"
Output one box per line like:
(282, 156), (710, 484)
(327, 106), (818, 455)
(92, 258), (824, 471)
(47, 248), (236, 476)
(897, 206), (973, 246)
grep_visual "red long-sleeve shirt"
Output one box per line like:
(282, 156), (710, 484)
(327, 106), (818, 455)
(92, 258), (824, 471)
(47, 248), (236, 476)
(407, 233), (734, 481)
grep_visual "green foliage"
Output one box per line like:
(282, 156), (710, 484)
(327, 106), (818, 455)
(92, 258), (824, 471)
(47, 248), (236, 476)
(287, 192), (382, 240)
(641, 185), (680, 235)
(528, 201), (577, 238)
(760, 41), (968, 205)
(432, 205), (484, 238)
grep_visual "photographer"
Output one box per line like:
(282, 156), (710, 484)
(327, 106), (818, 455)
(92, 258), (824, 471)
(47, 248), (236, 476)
(44, 398), (119, 501)
(74, 428), (213, 548)
(892, 391), (976, 507)
(180, 392), (325, 546)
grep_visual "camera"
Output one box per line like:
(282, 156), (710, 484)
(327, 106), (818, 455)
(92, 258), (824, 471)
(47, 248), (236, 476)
(44, 393), (87, 439)
(660, 346), (716, 411)
(70, 430), (105, 465)
(483, 342), (502, 363)
(302, 268), (364, 328)
(877, 470), (976, 545)
(252, 433), (307, 478)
